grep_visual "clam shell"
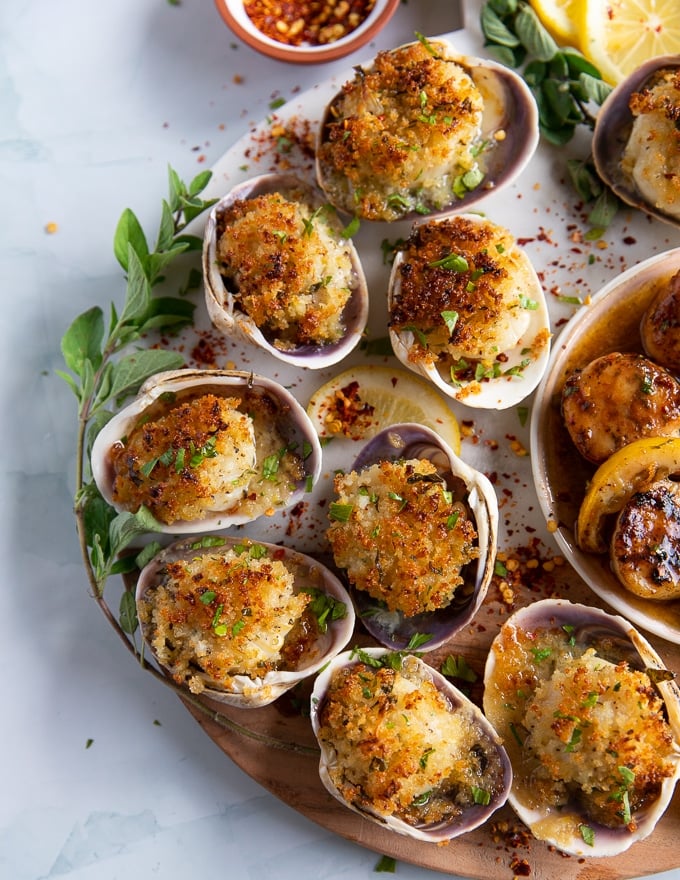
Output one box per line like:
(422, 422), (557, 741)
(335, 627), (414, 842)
(483, 598), (680, 856)
(311, 647), (512, 841)
(90, 369), (322, 533)
(136, 536), (355, 707)
(315, 38), (539, 223)
(333, 423), (498, 651)
(387, 213), (551, 409)
(592, 56), (680, 229)
(202, 172), (369, 369)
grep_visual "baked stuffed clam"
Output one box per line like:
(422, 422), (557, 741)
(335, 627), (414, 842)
(326, 423), (498, 651)
(316, 37), (538, 222)
(593, 56), (680, 228)
(136, 535), (355, 707)
(483, 598), (680, 856)
(311, 647), (512, 840)
(203, 173), (369, 368)
(388, 213), (550, 408)
(90, 369), (322, 533)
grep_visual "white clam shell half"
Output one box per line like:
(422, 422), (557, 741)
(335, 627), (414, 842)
(311, 647), (512, 840)
(387, 213), (551, 409)
(202, 172), (369, 369)
(483, 598), (680, 856)
(136, 536), (356, 708)
(90, 369), (322, 533)
(315, 37), (539, 223)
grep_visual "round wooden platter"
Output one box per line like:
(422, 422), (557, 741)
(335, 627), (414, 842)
(181, 561), (680, 880)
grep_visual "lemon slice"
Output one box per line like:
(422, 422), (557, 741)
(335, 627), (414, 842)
(579, 0), (680, 85)
(575, 436), (680, 553)
(529, 0), (580, 45)
(306, 365), (461, 454)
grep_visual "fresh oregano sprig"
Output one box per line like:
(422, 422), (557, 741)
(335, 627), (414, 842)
(480, 0), (620, 232)
(57, 167), (320, 753)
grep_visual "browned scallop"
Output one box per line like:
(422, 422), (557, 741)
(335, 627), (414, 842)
(561, 351), (680, 463)
(611, 477), (680, 600)
(641, 269), (680, 372)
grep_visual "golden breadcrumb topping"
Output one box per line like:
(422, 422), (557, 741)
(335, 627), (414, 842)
(327, 458), (479, 616)
(215, 191), (355, 349)
(138, 545), (312, 694)
(485, 623), (678, 830)
(110, 390), (304, 524)
(318, 41), (486, 221)
(390, 216), (534, 368)
(317, 655), (506, 826)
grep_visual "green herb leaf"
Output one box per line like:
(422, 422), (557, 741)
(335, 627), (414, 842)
(114, 208), (149, 271)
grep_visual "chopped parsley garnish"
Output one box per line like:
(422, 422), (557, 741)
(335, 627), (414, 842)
(329, 502), (353, 522)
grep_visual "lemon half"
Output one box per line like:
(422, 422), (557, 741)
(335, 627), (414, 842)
(306, 365), (461, 454)
(579, 0), (680, 85)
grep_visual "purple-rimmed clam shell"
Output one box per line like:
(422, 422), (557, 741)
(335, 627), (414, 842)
(202, 172), (369, 369)
(483, 598), (680, 856)
(315, 38), (539, 223)
(338, 423), (498, 651)
(136, 535), (355, 708)
(592, 56), (680, 229)
(310, 646), (512, 841)
(90, 369), (322, 534)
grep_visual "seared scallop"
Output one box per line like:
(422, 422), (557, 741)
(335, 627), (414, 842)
(641, 269), (680, 372)
(561, 351), (680, 463)
(611, 477), (680, 600)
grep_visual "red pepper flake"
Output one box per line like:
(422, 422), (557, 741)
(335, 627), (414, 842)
(244, 0), (376, 47)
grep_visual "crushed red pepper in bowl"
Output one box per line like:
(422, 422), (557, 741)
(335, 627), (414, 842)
(244, 0), (376, 46)
(214, 0), (400, 63)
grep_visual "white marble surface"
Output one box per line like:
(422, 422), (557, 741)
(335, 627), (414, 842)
(3, 1), (680, 879)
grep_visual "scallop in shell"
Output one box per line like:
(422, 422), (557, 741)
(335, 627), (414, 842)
(136, 535), (355, 707)
(202, 172), (369, 369)
(592, 56), (680, 228)
(311, 647), (512, 841)
(387, 213), (551, 409)
(483, 598), (680, 856)
(90, 369), (322, 533)
(326, 423), (498, 651)
(315, 37), (539, 223)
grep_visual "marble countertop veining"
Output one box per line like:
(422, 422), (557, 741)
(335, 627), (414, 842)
(2, 1), (680, 879)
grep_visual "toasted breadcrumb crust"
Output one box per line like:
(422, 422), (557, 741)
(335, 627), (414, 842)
(623, 68), (680, 221)
(110, 391), (304, 524)
(317, 656), (506, 826)
(138, 546), (312, 694)
(327, 458), (479, 616)
(215, 191), (354, 349)
(486, 624), (678, 830)
(390, 216), (533, 366)
(318, 41), (485, 221)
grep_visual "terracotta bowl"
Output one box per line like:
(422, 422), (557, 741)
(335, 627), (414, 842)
(214, 0), (401, 64)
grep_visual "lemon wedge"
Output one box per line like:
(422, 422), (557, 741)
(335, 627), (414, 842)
(579, 0), (680, 85)
(575, 436), (680, 553)
(306, 365), (461, 454)
(529, 0), (580, 45)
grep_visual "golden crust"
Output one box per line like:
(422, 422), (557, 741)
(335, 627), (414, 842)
(215, 192), (354, 348)
(138, 547), (311, 693)
(317, 657), (505, 826)
(327, 458), (479, 616)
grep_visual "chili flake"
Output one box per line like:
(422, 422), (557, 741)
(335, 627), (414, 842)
(244, 0), (376, 46)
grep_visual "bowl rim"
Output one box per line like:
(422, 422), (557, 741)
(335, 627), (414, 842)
(213, 0), (401, 63)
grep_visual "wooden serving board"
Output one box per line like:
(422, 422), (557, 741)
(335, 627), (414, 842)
(183, 561), (680, 880)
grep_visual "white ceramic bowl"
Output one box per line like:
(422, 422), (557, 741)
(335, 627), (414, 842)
(214, 0), (400, 64)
